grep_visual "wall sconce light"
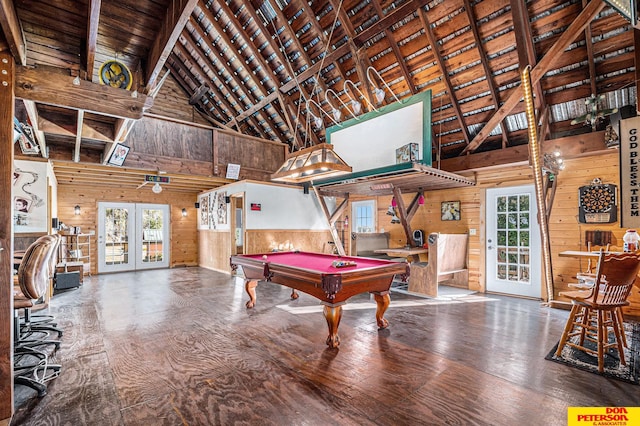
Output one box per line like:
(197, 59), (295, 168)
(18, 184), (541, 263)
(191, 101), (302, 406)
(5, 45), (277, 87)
(225, 196), (231, 204)
(74, 205), (81, 215)
(344, 80), (377, 115)
(325, 89), (358, 122)
(391, 196), (397, 208)
(418, 193), (425, 205)
(366, 66), (401, 105)
(181, 208), (187, 217)
(194, 202), (200, 209)
(306, 99), (340, 129)
(152, 182), (163, 194)
(344, 215), (349, 226)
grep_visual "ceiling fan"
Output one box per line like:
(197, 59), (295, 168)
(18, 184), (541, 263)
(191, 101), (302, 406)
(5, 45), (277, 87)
(571, 94), (618, 131)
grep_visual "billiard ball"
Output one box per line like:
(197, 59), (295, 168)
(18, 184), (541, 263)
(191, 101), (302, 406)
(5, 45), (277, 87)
(262, 255), (268, 260)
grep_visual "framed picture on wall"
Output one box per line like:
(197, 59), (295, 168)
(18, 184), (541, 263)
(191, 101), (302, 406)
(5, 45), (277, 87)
(107, 143), (130, 166)
(441, 201), (461, 221)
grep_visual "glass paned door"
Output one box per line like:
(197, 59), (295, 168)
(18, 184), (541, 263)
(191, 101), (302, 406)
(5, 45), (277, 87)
(136, 204), (169, 270)
(98, 202), (170, 273)
(486, 185), (541, 298)
(98, 203), (135, 273)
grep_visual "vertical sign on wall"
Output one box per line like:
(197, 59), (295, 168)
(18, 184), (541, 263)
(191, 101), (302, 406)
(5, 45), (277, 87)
(619, 116), (640, 228)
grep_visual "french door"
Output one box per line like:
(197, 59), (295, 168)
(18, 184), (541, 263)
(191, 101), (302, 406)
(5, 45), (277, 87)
(486, 185), (541, 298)
(97, 202), (170, 273)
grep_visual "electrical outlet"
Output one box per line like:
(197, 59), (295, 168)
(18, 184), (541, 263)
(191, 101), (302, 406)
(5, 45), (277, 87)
(469, 228), (477, 236)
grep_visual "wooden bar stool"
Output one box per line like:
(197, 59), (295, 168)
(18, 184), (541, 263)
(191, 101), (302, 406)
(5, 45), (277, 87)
(555, 250), (640, 373)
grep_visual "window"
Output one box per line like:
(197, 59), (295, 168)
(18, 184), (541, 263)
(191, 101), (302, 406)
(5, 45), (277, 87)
(352, 200), (376, 233)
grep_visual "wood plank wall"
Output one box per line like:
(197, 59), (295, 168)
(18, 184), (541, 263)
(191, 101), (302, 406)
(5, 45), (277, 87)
(199, 229), (333, 273)
(146, 75), (209, 126)
(57, 185), (199, 273)
(548, 151), (640, 316)
(199, 230), (231, 273)
(214, 130), (287, 181)
(244, 230), (335, 255)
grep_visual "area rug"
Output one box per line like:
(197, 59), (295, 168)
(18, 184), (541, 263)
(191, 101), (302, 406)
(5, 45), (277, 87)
(545, 321), (640, 385)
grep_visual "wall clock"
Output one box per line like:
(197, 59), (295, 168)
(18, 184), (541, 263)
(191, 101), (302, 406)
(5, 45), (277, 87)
(578, 178), (617, 223)
(99, 59), (133, 90)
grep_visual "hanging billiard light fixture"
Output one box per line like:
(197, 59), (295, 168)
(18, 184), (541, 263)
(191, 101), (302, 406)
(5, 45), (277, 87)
(271, 143), (352, 184)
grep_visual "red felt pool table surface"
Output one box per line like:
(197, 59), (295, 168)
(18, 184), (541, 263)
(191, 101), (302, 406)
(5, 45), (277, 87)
(240, 251), (396, 274)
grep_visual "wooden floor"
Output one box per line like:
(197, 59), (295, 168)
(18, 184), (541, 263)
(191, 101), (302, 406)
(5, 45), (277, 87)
(11, 267), (639, 425)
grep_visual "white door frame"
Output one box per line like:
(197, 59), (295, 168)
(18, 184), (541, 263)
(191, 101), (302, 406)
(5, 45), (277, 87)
(135, 204), (170, 270)
(486, 185), (542, 298)
(98, 202), (135, 274)
(98, 202), (170, 273)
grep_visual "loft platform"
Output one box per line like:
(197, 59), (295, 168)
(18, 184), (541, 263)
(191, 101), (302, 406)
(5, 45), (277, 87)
(312, 162), (476, 197)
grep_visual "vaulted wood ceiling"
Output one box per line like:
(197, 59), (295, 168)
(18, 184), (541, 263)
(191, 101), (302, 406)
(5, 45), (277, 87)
(0, 0), (636, 164)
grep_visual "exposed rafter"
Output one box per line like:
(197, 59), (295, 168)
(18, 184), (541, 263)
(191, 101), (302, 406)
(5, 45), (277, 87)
(85, 0), (101, 81)
(461, 0), (607, 155)
(146, 0), (199, 91)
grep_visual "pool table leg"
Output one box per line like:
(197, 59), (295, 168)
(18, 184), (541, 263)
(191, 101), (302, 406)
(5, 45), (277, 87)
(245, 280), (258, 309)
(290, 289), (299, 300)
(373, 292), (390, 329)
(323, 304), (343, 348)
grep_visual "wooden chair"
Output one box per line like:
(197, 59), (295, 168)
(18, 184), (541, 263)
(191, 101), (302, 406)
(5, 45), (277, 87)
(555, 250), (640, 373)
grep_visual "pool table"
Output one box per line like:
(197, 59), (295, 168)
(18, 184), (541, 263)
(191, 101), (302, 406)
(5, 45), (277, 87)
(230, 251), (409, 348)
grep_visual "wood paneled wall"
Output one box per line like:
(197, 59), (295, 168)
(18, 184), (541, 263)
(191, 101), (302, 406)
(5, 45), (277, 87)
(146, 75), (209, 126)
(547, 151), (640, 316)
(57, 185), (199, 274)
(199, 230), (231, 273)
(244, 230), (334, 255)
(199, 229), (333, 273)
(214, 130), (286, 181)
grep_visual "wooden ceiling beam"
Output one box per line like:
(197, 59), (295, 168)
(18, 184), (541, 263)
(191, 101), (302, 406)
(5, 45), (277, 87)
(266, 0), (330, 99)
(510, 0), (546, 115)
(0, 0), (26, 65)
(463, 0), (508, 148)
(369, 1), (416, 96)
(352, 0), (431, 46)
(85, 0), (101, 81)
(169, 51), (229, 121)
(167, 55), (235, 129)
(235, 43), (352, 122)
(460, 0), (606, 155)
(245, 0), (292, 80)
(418, 8), (470, 146)
(174, 37), (243, 127)
(165, 59), (235, 132)
(74, 110), (84, 162)
(22, 100), (47, 158)
(582, 0), (597, 96)
(146, 0), (199, 91)
(293, 0), (349, 86)
(15, 65), (152, 120)
(199, 2), (287, 142)
(182, 24), (266, 139)
(442, 130), (608, 173)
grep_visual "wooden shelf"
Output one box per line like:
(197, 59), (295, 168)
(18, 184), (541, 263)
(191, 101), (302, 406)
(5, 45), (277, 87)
(59, 233), (92, 276)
